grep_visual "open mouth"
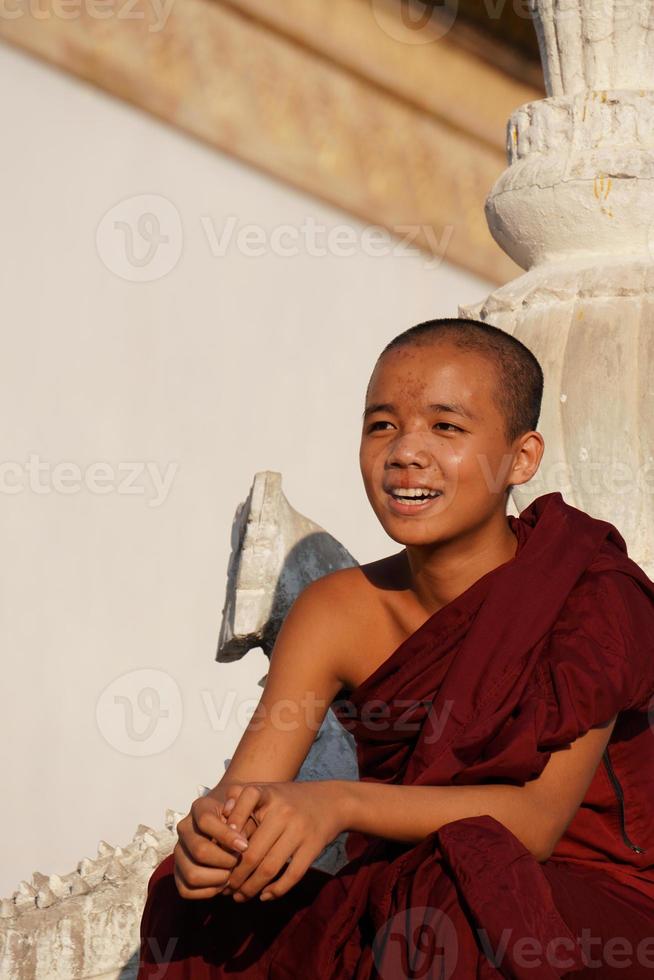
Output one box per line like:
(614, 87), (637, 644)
(386, 490), (442, 513)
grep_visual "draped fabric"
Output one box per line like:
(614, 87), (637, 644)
(137, 492), (654, 979)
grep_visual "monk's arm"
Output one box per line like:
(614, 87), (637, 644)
(338, 714), (617, 862)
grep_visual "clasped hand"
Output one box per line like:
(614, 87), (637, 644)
(174, 780), (347, 904)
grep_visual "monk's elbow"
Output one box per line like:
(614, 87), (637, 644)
(532, 840), (554, 863)
(530, 825), (560, 863)
(517, 816), (558, 862)
(520, 800), (561, 862)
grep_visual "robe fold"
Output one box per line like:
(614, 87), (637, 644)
(137, 492), (654, 979)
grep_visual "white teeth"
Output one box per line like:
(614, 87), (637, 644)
(391, 489), (440, 500)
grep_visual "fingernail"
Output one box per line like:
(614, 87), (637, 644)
(228, 823), (239, 830)
(233, 837), (248, 851)
(223, 798), (235, 814)
(260, 892), (272, 901)
(222, 887), (232, 896)
(233, 893), (245, 902)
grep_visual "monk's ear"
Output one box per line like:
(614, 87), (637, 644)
(509, 431), (544, 487)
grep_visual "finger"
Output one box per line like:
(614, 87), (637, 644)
(232, 832), (299, 901)
(173, 860), (228, 901)
(174, 842), (232, 892)
(225, 784), (263, 836)
(221, 783), (247, 820)
(177, 827), (239, 872)
(192, 804), (250, 855)
(225, 818), (285, 894)
(258, 846), (311, 902)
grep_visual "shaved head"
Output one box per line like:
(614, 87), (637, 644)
(372, 317), (543, 445)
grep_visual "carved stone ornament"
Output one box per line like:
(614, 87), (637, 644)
(462, 0), (654, 574)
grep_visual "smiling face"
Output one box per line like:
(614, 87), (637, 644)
(359, 341), (536, 548)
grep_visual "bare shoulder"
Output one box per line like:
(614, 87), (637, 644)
(295, 565), (372, 633)
(297, 552), (416, 692)
(301, 552), (406, 620)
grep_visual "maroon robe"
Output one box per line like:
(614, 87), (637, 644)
(137, 492), (654, 979)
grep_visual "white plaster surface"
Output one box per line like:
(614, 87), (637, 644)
(0, 40), (491, 904)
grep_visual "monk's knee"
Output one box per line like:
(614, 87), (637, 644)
(139, 851), (213, 969)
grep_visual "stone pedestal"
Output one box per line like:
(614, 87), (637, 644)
(462, 0), (654, 573)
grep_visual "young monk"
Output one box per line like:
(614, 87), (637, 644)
(138, 317), (654, 979)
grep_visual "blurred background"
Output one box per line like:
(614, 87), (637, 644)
(0, 0), (544, 894)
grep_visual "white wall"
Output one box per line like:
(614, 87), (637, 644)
(0, 41), (492, 895)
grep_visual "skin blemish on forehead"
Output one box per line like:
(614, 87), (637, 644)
(364, 357), (487, 429)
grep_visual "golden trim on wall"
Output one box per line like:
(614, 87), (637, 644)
(0, 0), (541, 283)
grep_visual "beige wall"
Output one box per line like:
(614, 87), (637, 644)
(0, 42), (493, 895)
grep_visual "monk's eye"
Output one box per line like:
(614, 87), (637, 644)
(367, 421), (393, 432)
(434, 422), (462, 432)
